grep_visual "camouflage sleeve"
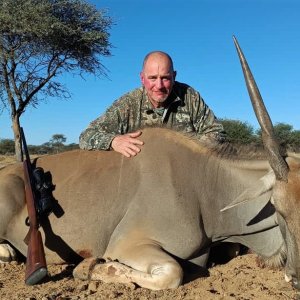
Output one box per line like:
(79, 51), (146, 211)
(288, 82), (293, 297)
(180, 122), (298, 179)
(189, 88), (226, 143)
(79, 101), (126, 151)
(79, 118), (116, 151)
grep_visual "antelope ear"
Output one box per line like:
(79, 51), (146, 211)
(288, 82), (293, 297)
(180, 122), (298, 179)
(220, 171), (275, 212)
(286, 155), (300, 171)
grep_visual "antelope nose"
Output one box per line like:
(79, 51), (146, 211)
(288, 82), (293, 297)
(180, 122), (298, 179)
(292, 278), (300, 290)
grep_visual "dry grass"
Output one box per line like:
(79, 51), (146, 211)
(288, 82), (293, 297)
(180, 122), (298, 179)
(0, 154), (17, 167)
(0, 154), (46, 168)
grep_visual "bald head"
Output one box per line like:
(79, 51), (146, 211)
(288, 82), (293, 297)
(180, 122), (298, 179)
(142, 51), (174, 73)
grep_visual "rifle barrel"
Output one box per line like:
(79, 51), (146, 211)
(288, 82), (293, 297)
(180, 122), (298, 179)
(20, 126), (48, 285)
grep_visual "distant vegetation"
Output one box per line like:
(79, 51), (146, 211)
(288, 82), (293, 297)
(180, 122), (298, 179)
(1, 120), (299, 156)
(0, 134), (78, 155)
(220, 119), (300, 152)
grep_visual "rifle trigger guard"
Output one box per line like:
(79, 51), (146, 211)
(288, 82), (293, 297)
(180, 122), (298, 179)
(25, 216), (30, 226)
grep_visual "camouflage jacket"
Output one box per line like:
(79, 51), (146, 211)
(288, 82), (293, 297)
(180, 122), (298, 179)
(79, 81), (226, 150)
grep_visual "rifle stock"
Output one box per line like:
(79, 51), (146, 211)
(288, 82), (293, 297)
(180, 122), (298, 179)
(24, 227), (47, 285)
(21, 127), (48, 285)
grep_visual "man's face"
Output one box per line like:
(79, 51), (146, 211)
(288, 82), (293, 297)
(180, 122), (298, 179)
(140, 54), (176, 108)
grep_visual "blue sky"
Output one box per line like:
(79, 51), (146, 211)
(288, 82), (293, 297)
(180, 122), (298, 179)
(1, 0), (299, 145)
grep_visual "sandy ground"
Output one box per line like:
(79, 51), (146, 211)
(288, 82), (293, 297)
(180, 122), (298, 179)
(0, 254), (299, 300)
(1, 155), (300, 299)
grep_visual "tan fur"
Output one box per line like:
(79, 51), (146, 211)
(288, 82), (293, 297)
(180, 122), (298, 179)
(0, 128), (299, 289)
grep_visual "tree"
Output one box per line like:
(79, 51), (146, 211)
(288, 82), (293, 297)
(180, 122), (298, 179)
(220, 119), (258, 144)
(0, 0), (112, 160)
(257, 122), (300, 151)
(49, 133), (66, 153)
(290, 130), (300, 151)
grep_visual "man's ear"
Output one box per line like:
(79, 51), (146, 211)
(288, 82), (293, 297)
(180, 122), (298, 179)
(140, 72), (145, 85)
(173, 71), (177, 80)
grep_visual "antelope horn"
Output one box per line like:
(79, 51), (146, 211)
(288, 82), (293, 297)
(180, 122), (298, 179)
(233, 36), (289, 182)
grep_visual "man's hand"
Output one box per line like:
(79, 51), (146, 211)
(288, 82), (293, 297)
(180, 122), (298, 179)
(111, 131), (144, 158)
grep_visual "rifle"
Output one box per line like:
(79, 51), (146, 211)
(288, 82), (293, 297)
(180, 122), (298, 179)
(20, 127), (48, 285)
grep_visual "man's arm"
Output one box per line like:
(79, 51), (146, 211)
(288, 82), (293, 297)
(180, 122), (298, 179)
(79, 113), (117, 151)
(189, 89), (226, 143)
(79, 95), (144, 156)
(79, 95), (128, 151)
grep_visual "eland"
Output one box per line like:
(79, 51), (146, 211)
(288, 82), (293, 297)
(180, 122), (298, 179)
(0, 37), (299, 290)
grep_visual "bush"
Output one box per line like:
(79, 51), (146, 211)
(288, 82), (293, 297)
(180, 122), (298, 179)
(0, 139), (15, 155)
(220, 119), (259, 145)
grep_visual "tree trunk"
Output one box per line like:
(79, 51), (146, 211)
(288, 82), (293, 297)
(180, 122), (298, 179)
(12, 115), (23, 162)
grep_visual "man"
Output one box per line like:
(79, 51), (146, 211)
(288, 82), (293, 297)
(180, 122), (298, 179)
(79, 51), (225, 157)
